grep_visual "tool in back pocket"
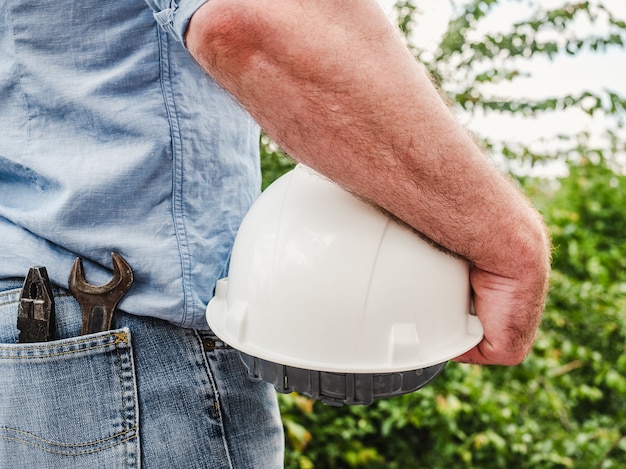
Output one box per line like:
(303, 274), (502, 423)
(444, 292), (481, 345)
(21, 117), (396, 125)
(69, 252), (134, 335)
(17, 267), (56, 343)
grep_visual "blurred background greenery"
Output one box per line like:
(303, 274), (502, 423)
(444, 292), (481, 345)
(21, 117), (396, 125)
(259, 1), (626, 467)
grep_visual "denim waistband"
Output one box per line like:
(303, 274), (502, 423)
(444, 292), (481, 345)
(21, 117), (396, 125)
(0, 278), (27, 293)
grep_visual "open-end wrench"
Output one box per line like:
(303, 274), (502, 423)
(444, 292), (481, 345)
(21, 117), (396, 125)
(68, 252), (133, 335)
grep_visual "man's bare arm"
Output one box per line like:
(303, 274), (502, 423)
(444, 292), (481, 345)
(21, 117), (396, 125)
(185, 0), (551, 365)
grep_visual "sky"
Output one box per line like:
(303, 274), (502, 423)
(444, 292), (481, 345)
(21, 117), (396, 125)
(376, 0), (626, 175)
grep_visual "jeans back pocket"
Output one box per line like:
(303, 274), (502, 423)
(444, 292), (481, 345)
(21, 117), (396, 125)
(0, 300), (139, 469)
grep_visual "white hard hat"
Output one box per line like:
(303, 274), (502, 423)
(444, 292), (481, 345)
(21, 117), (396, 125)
(207, 165), (483, 405)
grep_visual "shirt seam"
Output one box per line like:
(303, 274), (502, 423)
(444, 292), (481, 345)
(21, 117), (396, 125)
(157, 25), (193, 328)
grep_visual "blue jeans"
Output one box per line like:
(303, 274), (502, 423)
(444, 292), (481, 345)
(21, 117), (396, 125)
(0, 280), (284, 468)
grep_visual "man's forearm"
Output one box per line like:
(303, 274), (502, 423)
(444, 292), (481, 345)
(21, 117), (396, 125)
(186, 0), (551, 365)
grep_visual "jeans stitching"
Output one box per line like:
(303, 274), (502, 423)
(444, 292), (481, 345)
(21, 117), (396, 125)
(116, 335), (139, 467)
(0, 432), (138, 456)
(0, 426), (136, 449)
(0, 343), (120, 359)
(0, 292), (20, 306)
(193, 329), (235, 469)
(0, 332), (127, 357)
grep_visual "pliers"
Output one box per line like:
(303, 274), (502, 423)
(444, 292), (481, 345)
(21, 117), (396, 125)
(17, 266), (56, 343)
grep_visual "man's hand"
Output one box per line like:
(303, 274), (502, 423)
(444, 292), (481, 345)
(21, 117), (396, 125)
(455, 265), (548, 366)
(185, 0), (551, 366)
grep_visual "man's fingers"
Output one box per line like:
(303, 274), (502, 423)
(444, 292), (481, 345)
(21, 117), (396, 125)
(453, 340), (528, 366)
(452, 266), (542, 366)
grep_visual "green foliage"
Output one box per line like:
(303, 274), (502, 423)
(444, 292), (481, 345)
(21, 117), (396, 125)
(546, 157), (626, 283)
(256, 1), (626, 467)
(260, 133), (296, 190)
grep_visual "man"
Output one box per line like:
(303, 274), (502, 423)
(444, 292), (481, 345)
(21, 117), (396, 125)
(0, 1), (550, 467)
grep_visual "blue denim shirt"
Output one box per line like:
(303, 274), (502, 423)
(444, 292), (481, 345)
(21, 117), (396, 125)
(0, 0), (261, 329)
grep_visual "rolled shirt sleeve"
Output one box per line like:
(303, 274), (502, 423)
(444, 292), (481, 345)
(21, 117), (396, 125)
(145, 0), (209, 45)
